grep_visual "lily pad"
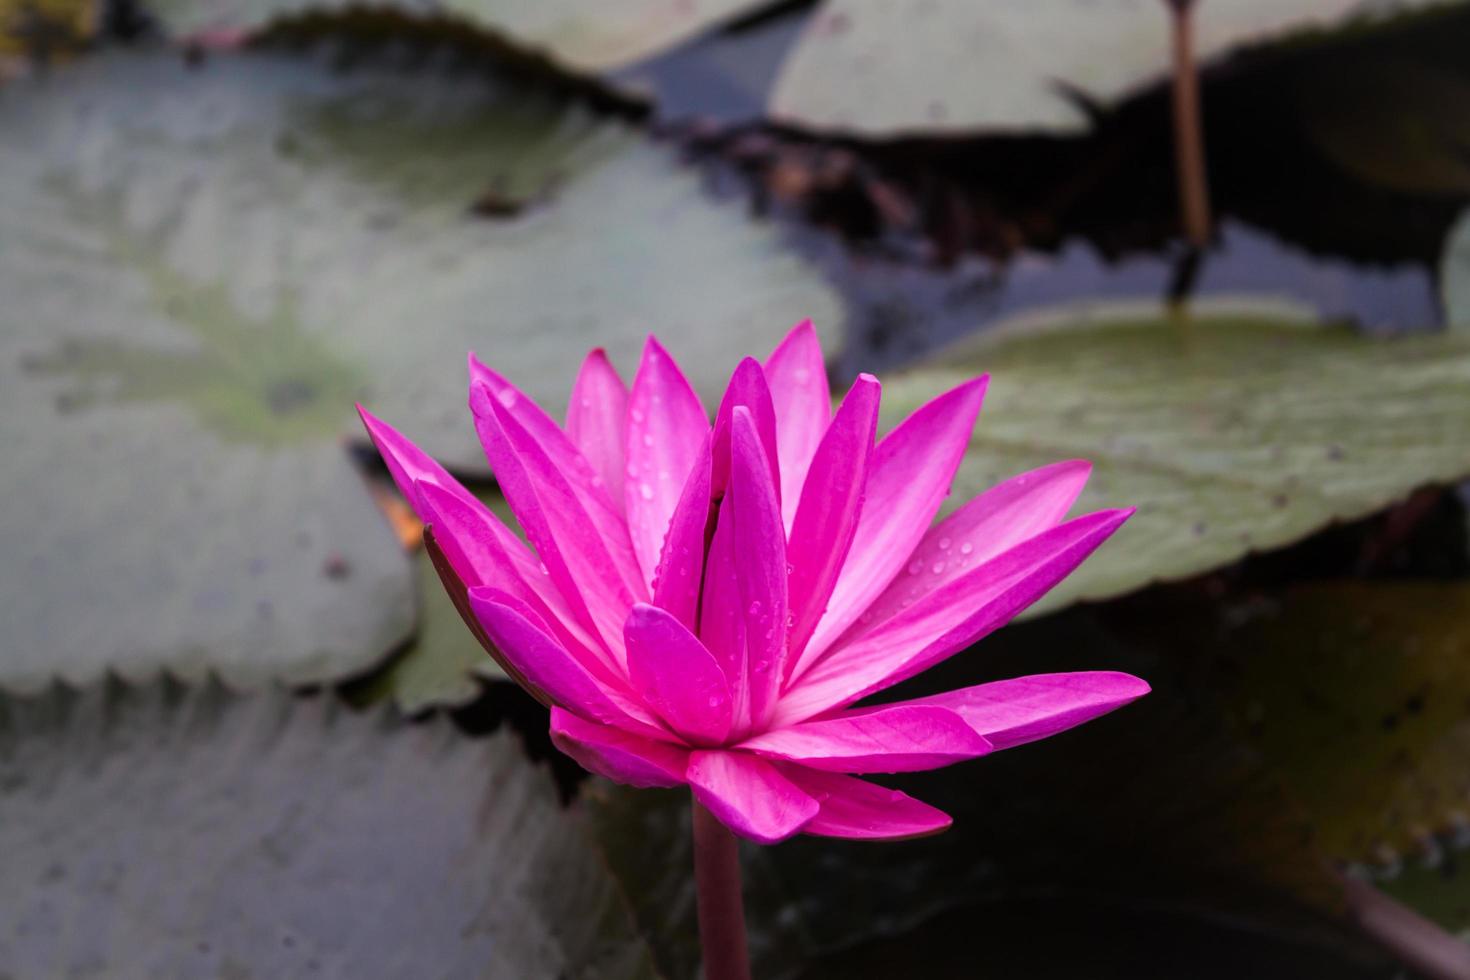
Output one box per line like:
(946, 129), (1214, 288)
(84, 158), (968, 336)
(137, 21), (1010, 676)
(1, 51), (841, 469)
(768, 0), (1459, 136)
(880, 310), (1470, 615)
(0, 679), (660, 978)
(0, 50), (843, 688)
(146, 0), (779, 72)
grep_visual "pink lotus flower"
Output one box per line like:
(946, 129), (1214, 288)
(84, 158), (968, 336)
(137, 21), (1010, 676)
(359, 321), (1147, 844)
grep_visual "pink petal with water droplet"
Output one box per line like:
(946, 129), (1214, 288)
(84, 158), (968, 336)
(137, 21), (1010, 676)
(892, 671), (1150, 751)
(740, 704), (990, 773)
(763, 320), (831, 532)
(565, 348), (629, 511)
(625, 603), (732, 744)
(357, 404), (478, 519)
(850, 459), (1093, 643)
(785, 374), (880, 676)
(551, 708), (691, 788)
(652, 434), (713, 631)
(728, 407), (788, 731)
(777, 509), (1133, 725)
(470, 589), (665, 737)
(416, 480), (622, 684)
(803, 377), (989, 661)
(625, 337), (711, 589)
(469, 354), (622, 513)
(710, 357), (780, 500)
(471, 385), (639, 660)
(783, 768), (952, 841)
(687, 750), (818, 844)
(700, 502), (751, 734)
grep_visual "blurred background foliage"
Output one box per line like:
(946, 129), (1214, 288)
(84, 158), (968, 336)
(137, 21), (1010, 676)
(4, 1), (1470, 977)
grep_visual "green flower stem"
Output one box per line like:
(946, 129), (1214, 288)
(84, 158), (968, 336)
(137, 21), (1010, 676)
(692, 798), (752, 980)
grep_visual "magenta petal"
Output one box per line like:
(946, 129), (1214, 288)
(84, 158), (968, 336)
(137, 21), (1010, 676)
(699, 502), (750, 732)
(652, 434), (713, 631)
(782, 768), (952, 841)
(469, 354), (623, 519)
(804, 377), (989, 661)
(625, 603), (733, 745)
(625, 336), (712, 589)
(565, 348), (630, 509)
(471, 386), (639, 659)
(357, 404), (478, 519)
(728, 407), (789, 730)
(898, 671), (1151, 751)
(785, 374), (880, 674)
(686, 750), (819, 844)
(762, 320), (831, 531)
(855, 459), (1093, 638)
(710, 357), (781, 500)
(551, 708), (691, 788)
(777, 508), (1133, 725)
(739, 704), (991, 773)
(469, 589), (656, 733)
(416, 480), (622, 684)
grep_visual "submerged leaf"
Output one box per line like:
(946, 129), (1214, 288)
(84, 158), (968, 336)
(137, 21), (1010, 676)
(1208, 581), (1470, 865)
(0, 680), (660, 978)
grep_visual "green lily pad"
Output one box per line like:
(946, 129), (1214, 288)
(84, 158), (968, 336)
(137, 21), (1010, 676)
(0, 679), (660, 978)
(0, 50), (843, 688)
(768, 0), (1459, 136)
(146, 0), (778, 72)
(1, 51), (841, 470)
(880, 309), (1470, 615)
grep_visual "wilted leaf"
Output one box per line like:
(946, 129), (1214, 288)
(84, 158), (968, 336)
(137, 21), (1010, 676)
(880, 310), (1470, 615)
(769, 0), (1458, 136)
(146, 0), (779, 72)
(0, 679), (660, 978)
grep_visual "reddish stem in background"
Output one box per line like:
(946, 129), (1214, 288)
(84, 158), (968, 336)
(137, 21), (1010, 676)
(692, 799), (752, 980)
(1167, 0), (1211, 248)
(1340, 873), (1470, 980)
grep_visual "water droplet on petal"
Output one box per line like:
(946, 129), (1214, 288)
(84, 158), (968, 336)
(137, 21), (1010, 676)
(959, 542), (973, 555)
(631, 408), (646, 423)
(708, 696), (721, 708)
(639, 483), (654, 500)
(931, 561), (945, 575)
(907, 560), (923, 575)
(938, 537), (951, 550)
(747, 601), (762, 617)
(642, 433), (654, 447)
